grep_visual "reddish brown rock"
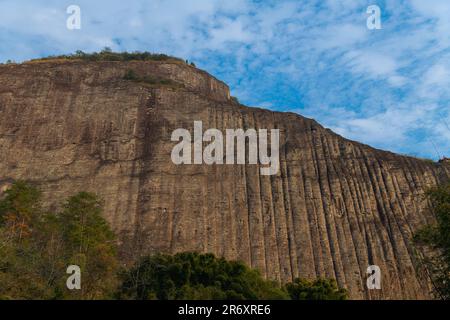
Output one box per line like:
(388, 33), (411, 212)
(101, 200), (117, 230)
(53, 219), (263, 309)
(0, 60), (448, 299)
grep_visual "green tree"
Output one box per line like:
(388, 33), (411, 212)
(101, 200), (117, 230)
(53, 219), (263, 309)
(0, 182), (349, 301)
(0, 181), (58, 299)
(0, 181), (41, 238)
(414, 182), (450, 300)
(57, 192), (118, 299)
(0, 182), (118, 299)
(285, 278), (348, 300)
(116, 252), (289, 300)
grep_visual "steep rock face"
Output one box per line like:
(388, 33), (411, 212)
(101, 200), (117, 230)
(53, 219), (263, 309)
(0, 60), (449, 299)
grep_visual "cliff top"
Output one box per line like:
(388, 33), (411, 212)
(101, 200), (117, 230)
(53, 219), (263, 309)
(0, 50), (446, 166)
(0, 50), (231, 103)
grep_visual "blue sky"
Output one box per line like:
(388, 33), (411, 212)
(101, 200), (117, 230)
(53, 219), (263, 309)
(0, 0), (449, 159)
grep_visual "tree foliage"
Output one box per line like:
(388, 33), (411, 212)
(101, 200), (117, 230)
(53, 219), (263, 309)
(116, 252), (348, 300)
(0, 182), (118, 299)
(123, 69), (182, 88)
(414, 182), (450, 300)
(286, 278), (348, 300)
(33, 48), (184, 64)
(59, 192), (118, 299)
(116, 252), (289, 300)
(0, 182), (348, 300)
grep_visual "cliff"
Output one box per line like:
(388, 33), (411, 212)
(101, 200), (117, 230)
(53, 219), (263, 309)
(0, 59), (449, 299)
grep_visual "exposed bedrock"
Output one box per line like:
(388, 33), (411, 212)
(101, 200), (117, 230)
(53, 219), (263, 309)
(0, 60), (448, 299)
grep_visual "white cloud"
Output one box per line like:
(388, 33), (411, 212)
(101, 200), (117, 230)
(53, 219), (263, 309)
(0, 0), (448, 159)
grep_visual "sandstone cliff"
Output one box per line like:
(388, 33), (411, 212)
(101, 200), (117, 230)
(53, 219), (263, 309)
(0, 59), (448, 299)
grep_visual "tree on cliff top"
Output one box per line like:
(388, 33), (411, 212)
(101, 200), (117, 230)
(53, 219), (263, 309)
(33, 48), (184, 64)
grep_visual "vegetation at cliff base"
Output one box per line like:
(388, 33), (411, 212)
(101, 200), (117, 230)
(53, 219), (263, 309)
(286, 278), (348, 300)
(0, 182), (118, 299)
(116, 252), (289, 300)
(117, 252), (348, 300)
(414, 182), (450, 300)
(0, 181), (347, 300)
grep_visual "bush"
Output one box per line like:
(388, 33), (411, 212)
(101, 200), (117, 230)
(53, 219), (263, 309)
(286, 278), (348, 300)
(116, 252), (289, 300)
(116, 252), (348, 300)
(33, 48), (184, 64)
(123, 69), (138, 81)
(123, 70), (183, 88)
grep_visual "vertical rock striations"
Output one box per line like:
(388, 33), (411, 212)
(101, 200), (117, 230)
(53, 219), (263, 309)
(0, 60), (448, 299)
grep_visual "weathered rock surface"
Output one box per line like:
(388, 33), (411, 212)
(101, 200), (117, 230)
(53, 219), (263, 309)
(0, 60), (448, 299)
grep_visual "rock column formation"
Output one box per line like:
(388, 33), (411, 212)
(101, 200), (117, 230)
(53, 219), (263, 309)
(0, 60), (449, 299)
